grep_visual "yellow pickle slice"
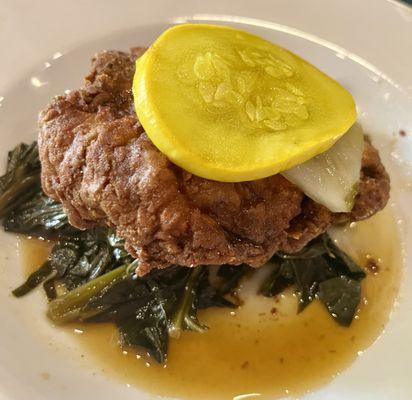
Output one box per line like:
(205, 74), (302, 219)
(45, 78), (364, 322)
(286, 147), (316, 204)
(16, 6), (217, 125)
(133, 24), (357, 182)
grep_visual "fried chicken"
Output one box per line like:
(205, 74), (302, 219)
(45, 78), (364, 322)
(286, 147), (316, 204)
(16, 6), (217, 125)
(38, 50), (390, 275)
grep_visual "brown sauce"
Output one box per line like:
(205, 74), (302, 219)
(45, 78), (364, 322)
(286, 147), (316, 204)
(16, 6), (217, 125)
(20, 207), (402, 399)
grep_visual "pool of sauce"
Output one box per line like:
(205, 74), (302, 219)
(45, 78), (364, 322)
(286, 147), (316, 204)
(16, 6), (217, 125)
(20, 207), (402, 400)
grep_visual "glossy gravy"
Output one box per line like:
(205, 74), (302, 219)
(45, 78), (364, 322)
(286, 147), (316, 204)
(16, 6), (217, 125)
(21, 207), (402, 400)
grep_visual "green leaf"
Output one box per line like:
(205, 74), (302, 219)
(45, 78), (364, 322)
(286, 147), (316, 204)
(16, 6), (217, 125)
(197, 275), (237, 309)
(3, 192), (76, 239)
(43, 277), (58, 300)
(276, 236), (328, 259)
(169, 266), (208, 338)
(12, 261), (53, 297)
(317, 276), (361, 326)
(117, 298), (169, 363)
(0, 142), (41, 218)
(217, 264), (251, 296)
(47, 264), (131, 324)
(259, 261), (294, 297)
(290, 257), (335, 312)
(49, 240), (80, 276)
(323, 235), (366, 280)
(107, 230), (134, 263)
(258, 233), (365, 325)
(50, 229), (118, 291)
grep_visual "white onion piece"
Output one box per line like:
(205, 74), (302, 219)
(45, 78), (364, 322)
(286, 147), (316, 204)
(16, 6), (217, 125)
(282, 123), (364, 213)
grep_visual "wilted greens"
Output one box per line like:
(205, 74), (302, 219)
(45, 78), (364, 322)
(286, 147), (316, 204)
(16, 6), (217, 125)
(4, 192), (76, 239)
(3, 142), (368, 363)
(0, 142), (41, 218)
(45, 261), (246, 363)
(260, 234), (366, 326)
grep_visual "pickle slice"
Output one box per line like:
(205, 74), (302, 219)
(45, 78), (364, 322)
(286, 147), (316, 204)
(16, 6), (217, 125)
(133, 24), (357, 182)
(283, 124), (364, 212)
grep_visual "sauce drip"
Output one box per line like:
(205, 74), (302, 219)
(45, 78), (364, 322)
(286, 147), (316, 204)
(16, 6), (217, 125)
(20, 208), (402, 399)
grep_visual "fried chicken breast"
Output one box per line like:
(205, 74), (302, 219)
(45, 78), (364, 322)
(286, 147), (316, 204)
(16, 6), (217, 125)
(38, 50), (389, 275)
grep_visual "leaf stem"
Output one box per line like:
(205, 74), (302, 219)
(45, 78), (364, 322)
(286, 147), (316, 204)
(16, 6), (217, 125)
(0, 174), (40, 218)
(169, 266), (205, 338)
(47, 262), (136, 324)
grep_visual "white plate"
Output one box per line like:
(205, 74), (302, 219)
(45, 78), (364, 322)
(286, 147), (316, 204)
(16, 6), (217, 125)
(0, 1), (412, 399)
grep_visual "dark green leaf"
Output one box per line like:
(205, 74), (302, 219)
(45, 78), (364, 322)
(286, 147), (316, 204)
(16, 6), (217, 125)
(169, 266), (208, 337)
(48, 240), (80, 277)
(12, 261), (53, 297)
(259, 233), (365, 325)
(323, 235), (366, 280)
(47, 264), (131, 324)
(0, 142), (41, 218)
(259, 261), (294, 297)
(290, 257), (335, 312)
(85, 276), (154, 316)
(3, 192), (76, 239)
(107, 231), (133, 263)
(12, 228), (122, 297)
(197, 282), (237, 309)
(276, 236), (327, 259)
(6, 142), (40, 172)
(43, 277), (58, 300)
(53, 229), (117, 290)
(217, 264), (250, 295)
(318, 276), (361, 326)
(117, 298), (169, 363)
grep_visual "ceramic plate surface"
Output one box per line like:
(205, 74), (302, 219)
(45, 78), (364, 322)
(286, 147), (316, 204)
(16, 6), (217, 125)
(0, 1), (411, 399)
